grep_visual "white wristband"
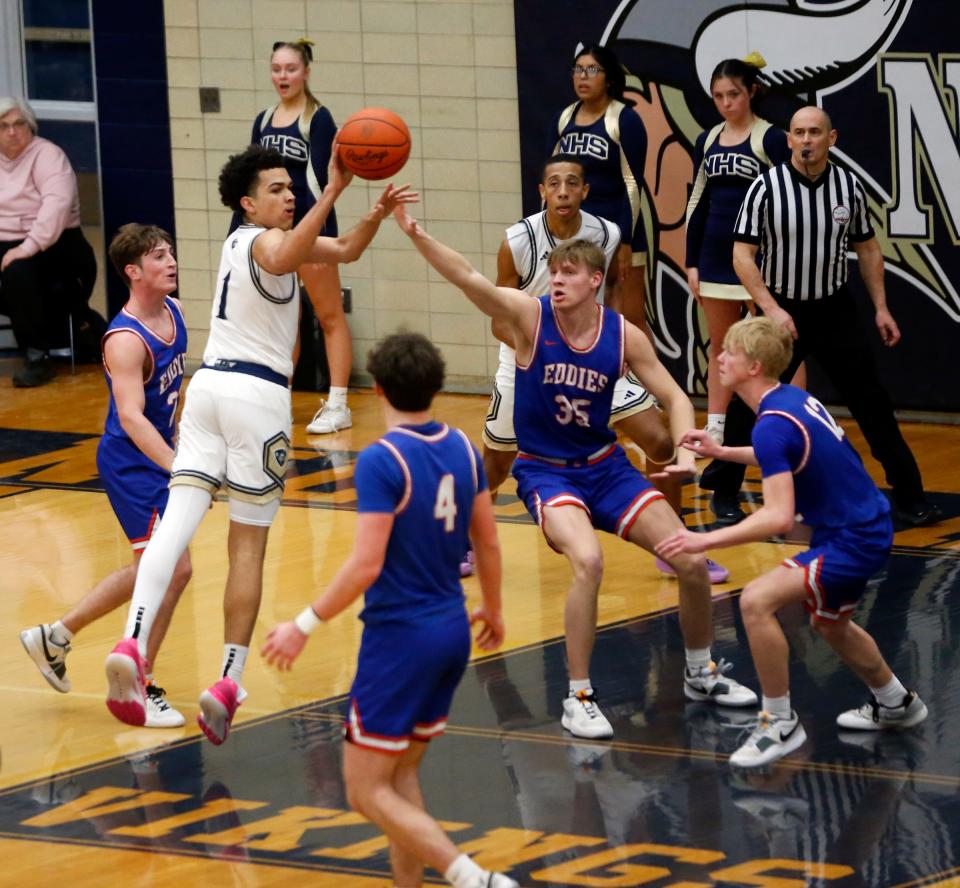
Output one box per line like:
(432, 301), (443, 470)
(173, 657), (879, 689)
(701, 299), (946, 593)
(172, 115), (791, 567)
(294, 606), (323, 635)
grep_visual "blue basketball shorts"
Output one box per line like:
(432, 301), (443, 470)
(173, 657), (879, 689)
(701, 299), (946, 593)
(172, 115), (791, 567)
(784, 512), (893, 622)
(97, 435), (171, 550)
(513, 444), (664, 541)
(346, 612), (471, 754)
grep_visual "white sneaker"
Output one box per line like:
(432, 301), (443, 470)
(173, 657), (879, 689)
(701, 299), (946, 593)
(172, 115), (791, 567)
(306, 400), (352, 434)
(144, 683), (186, 728)
(729, 710), (807, 768)
(836, 690), (928, 731)
(684, 658), (758, 707)
(561, 690), (614, 739)
(20, 624), (71, 692)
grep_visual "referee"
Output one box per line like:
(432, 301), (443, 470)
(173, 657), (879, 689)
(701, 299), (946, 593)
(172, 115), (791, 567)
(700, 105), (940, 528)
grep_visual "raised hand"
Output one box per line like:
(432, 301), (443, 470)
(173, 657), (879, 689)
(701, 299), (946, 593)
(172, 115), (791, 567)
(371, 183), (419, 219)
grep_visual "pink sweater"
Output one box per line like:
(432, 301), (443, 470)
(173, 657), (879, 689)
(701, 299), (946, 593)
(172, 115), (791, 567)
(0, 136), (82, 257)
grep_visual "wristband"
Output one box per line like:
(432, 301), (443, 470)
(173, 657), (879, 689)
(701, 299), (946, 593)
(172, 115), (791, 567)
(294, 606), (323, 635)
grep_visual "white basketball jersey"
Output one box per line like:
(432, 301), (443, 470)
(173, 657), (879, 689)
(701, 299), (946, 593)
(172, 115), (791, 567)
(499, 209), (621, 365)
(204, 225), (300, 378)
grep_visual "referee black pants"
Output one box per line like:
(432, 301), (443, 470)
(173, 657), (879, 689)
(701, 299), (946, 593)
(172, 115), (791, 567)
(699, 285), (925, 509)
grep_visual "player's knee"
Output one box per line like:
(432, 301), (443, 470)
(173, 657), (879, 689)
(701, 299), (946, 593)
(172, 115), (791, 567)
(671, 551), (708, 585)
(812, 617), (847, 646)
(739, 581), (773, 625)
(569, 549), (604, 586)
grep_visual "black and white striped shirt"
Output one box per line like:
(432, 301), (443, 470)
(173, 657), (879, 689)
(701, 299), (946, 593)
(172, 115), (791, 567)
(734, 161), (873, 300)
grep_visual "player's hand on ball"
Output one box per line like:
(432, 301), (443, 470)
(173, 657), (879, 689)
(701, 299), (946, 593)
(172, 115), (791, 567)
(261, 621), (308, 671)
(470, 605), (505, 651)
(327, 138), (354, 193)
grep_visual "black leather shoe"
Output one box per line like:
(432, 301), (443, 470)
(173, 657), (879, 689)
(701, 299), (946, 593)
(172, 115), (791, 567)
(13, 356), (56, 388)
(710, 493), (746, 526)
(893, 501), (943, 529)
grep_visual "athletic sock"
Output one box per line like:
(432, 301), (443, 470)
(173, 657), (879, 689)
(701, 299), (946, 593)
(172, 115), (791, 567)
(685, 647), (712, 675)
(124, 485), (211, 658)
(49, 621), (73, 645)
(327, 386), (348, 409)
(707, 413), (726, 429)
(445, 853), (486, 887)
(871, 675), (907, 708)
(762, 694), (792, 719)
(221, 644), (248, 688)
(569, 678), (593, 696)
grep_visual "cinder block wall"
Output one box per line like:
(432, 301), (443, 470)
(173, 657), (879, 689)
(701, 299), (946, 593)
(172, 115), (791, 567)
(163, 0), (521, 390)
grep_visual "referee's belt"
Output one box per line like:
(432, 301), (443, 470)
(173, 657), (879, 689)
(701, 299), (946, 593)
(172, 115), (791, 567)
(517, 442), (616, 468)
(202, 359), (287, 388)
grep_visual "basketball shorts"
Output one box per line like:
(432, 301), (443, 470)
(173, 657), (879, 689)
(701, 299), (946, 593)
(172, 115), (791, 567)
(482, 358), (654, 452)
(784, 512), (893, 622)
(171, 366), (291, 506)
(513, 444), (665, 540)
(97, 435), (169, 550)
(345, 612), (471, 754)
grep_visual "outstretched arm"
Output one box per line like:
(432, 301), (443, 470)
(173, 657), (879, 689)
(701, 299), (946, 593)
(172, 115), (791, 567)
(394, 204), (537, 337)
(308, 182), (419, 265)
(622, 322), (697, 476)
(655, 471), (796, 557)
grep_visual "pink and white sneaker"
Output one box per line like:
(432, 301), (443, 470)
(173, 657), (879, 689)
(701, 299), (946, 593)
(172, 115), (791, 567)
(198, 677), (246, 745)
(105, 637), (147, 726)
(655, 556), (731, 585)
(459, 549), (475, 578)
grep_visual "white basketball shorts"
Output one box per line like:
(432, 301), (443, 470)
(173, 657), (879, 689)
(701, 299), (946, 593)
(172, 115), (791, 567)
(170, 366), (291, 505)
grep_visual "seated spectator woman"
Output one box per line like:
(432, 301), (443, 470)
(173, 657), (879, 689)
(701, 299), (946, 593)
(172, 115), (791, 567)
(0, 97), (97, 387)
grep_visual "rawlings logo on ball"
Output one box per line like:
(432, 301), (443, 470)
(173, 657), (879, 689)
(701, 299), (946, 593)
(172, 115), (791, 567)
(338, 107), (411, 180)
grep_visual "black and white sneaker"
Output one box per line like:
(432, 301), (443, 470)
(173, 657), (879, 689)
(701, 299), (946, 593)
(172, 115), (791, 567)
(836, 691), (928, 731)
(145, 682), (186, 728)
(20, 624), (71, 692)
(684, 658), (757, 707)
(730, 710), (807, 768)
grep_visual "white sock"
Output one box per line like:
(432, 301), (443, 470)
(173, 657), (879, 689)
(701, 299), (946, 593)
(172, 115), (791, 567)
(707, 413), (726, 429)
(221, 644), (248, 687)
(125, 486), (211, 658)
(49, 620), (73, 645)
(569, 678), (592, 696)
(762, 694), (792, 719)
(327, 386), (348, 409)
(871, 675), (907, 708)
(445, 853), (486, 888)
(685, 647), (712, 674)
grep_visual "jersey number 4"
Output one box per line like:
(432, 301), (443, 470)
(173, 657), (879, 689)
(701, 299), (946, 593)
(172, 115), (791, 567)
(434, 473), (457, 532)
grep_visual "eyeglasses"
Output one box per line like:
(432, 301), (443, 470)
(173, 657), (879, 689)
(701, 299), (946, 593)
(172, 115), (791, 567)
(571, 64), (604, 78)
(0, 119), (28, 132)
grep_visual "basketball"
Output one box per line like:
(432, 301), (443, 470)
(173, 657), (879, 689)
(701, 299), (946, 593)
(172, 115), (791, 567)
(337, 108), (411, 180)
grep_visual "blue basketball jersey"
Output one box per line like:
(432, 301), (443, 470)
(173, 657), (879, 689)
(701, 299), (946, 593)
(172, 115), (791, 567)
(515, 297), (622, 461)
(102, 297), (188, 447)
(752, 384), (890, 531)
(355, 421), (487, 624)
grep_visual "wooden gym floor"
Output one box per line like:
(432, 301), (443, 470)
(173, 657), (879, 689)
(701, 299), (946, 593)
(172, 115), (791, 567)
(2, 360), (960, 887)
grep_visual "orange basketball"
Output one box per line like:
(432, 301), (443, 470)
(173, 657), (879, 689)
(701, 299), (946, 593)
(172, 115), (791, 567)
(337, 108), (411, 180)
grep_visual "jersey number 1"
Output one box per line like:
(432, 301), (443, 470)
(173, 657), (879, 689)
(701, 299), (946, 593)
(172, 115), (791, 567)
(216, 271), (231, 320)
(434, 473), (457, 532)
